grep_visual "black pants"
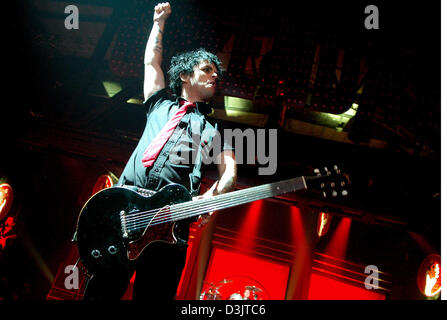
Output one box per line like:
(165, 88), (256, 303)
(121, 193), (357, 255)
(83, 241), (188, 300)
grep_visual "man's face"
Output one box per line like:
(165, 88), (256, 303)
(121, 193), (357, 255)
(183, 60), (219, 101)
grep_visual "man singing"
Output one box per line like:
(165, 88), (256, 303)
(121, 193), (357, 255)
(83, 2), (237, 300)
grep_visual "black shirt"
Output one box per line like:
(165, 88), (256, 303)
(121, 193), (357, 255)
(117, 89), (232, 194)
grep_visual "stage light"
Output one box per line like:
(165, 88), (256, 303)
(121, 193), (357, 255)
(321, 102), (358, 124)
(127, 98), (144, 105)
(417, 254), (441, 298)
(235, 200), (263, 252)
(317, 211), (332, 237)
(323, 217), (352, 259)
(102, 81), (122, 97)
(224, 96), (253, 111)
(286, 206), (312, 299)
(0, 183), (14, 221)
(91, 174), (114, 195)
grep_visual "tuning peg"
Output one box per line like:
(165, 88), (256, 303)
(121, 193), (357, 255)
(342, 190), (348, 196)
(322, 191), (327, 198)
(330, 182), (335, 188)
(334, 165), (341, 175)
(320, 183), (325, 189)
(340, 181), (346, 187)
(332, 190), (338, 197)
(324, 167), (332, 176)
(314, 168), (322, 177)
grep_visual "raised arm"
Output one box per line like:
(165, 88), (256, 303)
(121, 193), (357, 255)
(143, 2), (171, 101)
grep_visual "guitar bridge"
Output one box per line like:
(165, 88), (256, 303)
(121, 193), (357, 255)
(120, 210), (129, 239)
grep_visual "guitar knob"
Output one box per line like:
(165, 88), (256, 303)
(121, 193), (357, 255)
(91, 249), (101, 259)
(108, 245), (117, 255)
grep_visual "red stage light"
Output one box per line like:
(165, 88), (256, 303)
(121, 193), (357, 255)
(287, 206), (313, 299)
(91, 175), (114, 195)
(417, 254), (441, 298)
(0, 183), (13, 221)
(289, 206), (308, 254)
(235, 200), (263, 251)
(323, 217), (352, 259)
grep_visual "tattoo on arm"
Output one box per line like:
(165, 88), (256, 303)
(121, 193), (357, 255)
(153, 33), (163, 53)
(144, 23), (164, 64)
(154, 45), (162, 53)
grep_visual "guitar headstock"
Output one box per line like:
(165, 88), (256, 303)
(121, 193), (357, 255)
(305, 165), (350, 199)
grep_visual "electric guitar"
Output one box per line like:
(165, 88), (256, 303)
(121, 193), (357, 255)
(75, 166), (349, 276)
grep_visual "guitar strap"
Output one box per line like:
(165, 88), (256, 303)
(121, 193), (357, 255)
(145, 111), (211, 197)
(188, 115), (209, 197)
(146, 112), (207, 246)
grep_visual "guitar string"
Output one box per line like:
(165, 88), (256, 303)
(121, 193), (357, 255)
(122, 180), (294, 227)
(125, 188), (276, 233)
(124, 182), (274, 222)
(126, 186), (273, 226)
(126, 175), (340, 232)
(124, 187), (293, 232)
(123, 178), (309, 232)
(121, 174), (336, 233)
(122, 185), (272, 228)
(123, 178), (302, 224)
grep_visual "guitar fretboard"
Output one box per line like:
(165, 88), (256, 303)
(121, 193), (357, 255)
(168, 176), (307, 222)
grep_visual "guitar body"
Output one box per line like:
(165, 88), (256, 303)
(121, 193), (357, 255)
(75, 184), (192, 276)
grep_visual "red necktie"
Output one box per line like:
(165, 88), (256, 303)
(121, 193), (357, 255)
(141, 100), (195, 167)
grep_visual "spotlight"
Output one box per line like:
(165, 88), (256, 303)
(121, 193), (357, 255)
(91, 174), (114, 195)
(317, 211), (332, 237)
(417, 254), (441, 298)
(0, 183), (14, 221)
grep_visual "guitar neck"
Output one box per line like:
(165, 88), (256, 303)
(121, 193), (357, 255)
(170, 176), (308, 222)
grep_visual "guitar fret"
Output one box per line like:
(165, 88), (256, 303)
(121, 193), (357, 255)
(169, 177), (306, 222)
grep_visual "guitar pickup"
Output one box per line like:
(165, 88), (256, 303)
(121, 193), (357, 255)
(137, 188), (156, 197)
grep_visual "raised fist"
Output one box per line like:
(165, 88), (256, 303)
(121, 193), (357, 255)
(153, 2), (171, 23)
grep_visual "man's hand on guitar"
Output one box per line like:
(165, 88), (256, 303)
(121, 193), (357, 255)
(193, 192), (215, 228)
(153, 2), (171, 23)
